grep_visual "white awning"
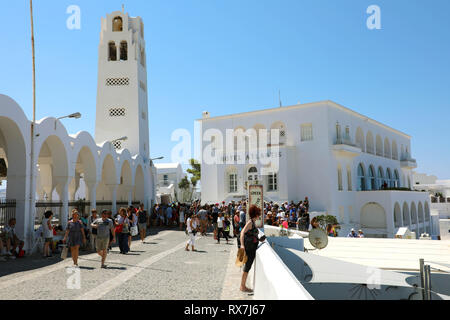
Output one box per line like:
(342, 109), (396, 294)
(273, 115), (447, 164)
(287, 248), (412, 288)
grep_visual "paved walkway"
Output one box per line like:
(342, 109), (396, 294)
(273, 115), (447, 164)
(0, 228), (254, 300)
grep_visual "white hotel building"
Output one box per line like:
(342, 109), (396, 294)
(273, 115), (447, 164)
(199, 100), (431, 238)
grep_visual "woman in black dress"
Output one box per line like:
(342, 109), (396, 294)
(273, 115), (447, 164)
(239, 205), (265, 293)
(63, 210), (86, 266)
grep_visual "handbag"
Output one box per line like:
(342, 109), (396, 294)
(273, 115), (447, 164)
(60, 245), (68, 260)
(115, 224), (123, 234)
(235, 248), (248, 267)
(130, 225), (138, 237)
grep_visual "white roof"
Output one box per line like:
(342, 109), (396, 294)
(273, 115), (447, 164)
(154, 163), (181, 169)
(287, 248), (411, 287)
(303, 237), (450, 272)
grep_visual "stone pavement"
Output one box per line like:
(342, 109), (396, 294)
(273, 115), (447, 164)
(0, 228), (254, 300)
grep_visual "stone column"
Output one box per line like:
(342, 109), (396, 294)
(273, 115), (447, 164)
(55, 177), (70, 229)
(108, 184), (118, 214)
(85, 180), (98, 212)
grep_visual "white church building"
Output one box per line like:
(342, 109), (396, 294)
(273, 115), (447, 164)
(198, 101), (431, 238)
(0, 10), (156, 250)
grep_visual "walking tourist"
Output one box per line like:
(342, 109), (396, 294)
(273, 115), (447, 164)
(185, 213), (198, 252)
(216, 212), (229, 244)
(91, 210), (115, 268)
(137, 203), (148, 243)
(116, 208), (130, 254)
(179, 204), (186, 230)
(127, 206), (137, 249)
(63, 210), (87, 267)
(89, 209), (98, 251)
(240, 205), (266, 293)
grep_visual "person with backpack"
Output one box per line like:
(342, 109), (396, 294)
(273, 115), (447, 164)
(137, 203), (148, 243)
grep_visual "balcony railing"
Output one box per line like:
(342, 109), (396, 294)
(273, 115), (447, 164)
(334, 136), (356, 147)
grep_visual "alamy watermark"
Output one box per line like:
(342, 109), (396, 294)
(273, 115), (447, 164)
(66, 5), (81, 30)
(366, 5), (381, 30)
(66, 266), (81, 289)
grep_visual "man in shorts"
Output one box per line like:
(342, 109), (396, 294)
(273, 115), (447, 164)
(137, 203), (148, 243)
(91, 210), (115, 268)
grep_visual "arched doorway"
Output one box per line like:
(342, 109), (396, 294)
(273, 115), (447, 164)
(394, 202), (402, 228)
(96, 154), (117, 213)
(424, 202), (431, 234)
(360, 203), (387, 237)
(418, 202), (424, 235)
(35, 135), (69, 228)
(117, 160), (133, 203)
(410, 202), (417, 233)
(402, 202), (410, 226)
(133, 165), (145, 205)
(70, 146), (97, 215)
(0, 116), (28, 237)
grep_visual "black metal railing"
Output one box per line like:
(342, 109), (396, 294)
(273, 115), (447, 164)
(96, 201), (113, 214)
(68, 200), (91, 217)
(0, 199), (16, 232)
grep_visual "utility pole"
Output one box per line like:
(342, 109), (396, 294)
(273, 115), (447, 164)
(28, 0), (36, 252)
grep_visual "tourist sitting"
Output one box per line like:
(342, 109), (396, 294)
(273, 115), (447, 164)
(347, 228), (358, 238)
(358, 230), (365, 238)
(3, 218), (25, 259)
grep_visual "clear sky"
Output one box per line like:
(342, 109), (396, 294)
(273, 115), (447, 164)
(1, 0), (449, 178)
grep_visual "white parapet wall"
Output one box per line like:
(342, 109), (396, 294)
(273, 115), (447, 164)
(263, 225), (309, 238)
(253, 229), (314, 300)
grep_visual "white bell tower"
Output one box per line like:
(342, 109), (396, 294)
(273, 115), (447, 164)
(95, 10), (150, 160)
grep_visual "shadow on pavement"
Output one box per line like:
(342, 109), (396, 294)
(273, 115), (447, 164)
(0, 226), (179, 278)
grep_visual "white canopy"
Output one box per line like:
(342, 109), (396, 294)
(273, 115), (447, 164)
(287, 248), (412, 288)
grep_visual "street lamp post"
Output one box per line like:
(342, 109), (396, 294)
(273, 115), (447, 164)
(28, 0), (36, 252)
(54, 112), (82, 129)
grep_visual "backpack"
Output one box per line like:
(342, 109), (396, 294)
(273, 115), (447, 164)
(138, 210), (147, 224)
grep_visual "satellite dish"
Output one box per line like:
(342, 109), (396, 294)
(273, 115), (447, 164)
(308, 228), (328, 250)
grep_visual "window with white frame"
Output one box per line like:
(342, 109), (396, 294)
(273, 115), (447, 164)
(301, 123), (313, 141)
(337, 167), (343, 191)
(229, 174), (237, 193)
(267, 173), (278, 192)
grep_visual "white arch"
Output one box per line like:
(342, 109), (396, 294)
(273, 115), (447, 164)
(402, 202), (410, 226)
(360, 202), (387, 231)
(384, 138), (391, 159)
(366, 131), (374, 154)
(0, 95), (31, 239)
(392, 140), (398, 160)
(394, 202), (402, 228)
(355, 127), (365, 152)
(376, 134), (383, 156)
(410, 202), (417, 227)
(133, 164), (145, 203)
(417, 201), (426, 233)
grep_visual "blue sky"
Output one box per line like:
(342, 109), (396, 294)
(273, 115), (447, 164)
(1, 0), (449, 178)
